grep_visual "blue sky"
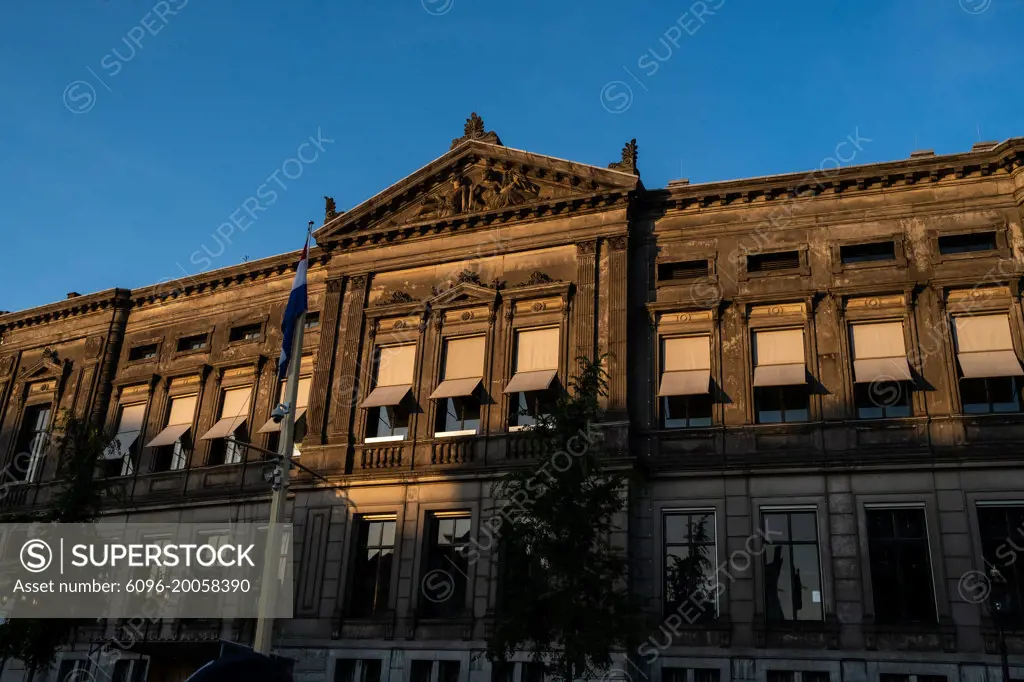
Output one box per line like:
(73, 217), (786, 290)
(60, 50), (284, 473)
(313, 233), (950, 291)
(1, 1), (1020, 312)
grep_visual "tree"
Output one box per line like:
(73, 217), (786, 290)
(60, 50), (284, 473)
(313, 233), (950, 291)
(0, 412), (109, 680)
(486, 357), (642, 682)
(664, 515), (715, 622)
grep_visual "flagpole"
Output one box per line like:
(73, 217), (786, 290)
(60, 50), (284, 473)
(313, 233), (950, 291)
(254, 225), (311, 655)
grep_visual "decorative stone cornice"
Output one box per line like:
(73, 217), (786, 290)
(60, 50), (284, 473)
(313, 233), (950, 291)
(647, 137), (1024, 214)
(0, 288), (131, 333)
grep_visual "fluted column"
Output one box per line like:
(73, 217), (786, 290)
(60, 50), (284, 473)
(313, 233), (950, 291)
(572, 241), (598, 380)
(326, 274), (370, 469)
(605, 235), (628, 417)
(305, 276), (344, 444)
(88, 291), (131, 426)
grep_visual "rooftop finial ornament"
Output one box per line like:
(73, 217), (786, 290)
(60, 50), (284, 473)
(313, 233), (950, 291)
(324, 196), (339, 222)
(450, 112), (503, 150)
(608, 138), (639, 176)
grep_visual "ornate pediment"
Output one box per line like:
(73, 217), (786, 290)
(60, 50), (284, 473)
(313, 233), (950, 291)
(428, 279), (500, 309)
(314, 116), (640, 248)
(17, 348), (66, 383)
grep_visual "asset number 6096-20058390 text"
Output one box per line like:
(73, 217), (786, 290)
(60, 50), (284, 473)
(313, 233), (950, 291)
(124, 578), (252, 593)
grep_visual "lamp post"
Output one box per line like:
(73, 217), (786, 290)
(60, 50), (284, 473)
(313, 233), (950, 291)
(989, 567), (1014, 682)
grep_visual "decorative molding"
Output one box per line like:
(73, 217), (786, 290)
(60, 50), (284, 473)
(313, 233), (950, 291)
(520, 271), (556, 287)
(85, 335), (105, 360)
(606, 235), (628, 251)
(608, 138), (639, 176)
(349, 274), (368, 290)
(748, 302), (808, 319)
(845, 294), (906, 311)
(576, 241), (597, 256)
(326, 277), (343, 294)
(450, 112), (502, 150)
(375, 290), (416, 307)
(0, 355), (14, 378)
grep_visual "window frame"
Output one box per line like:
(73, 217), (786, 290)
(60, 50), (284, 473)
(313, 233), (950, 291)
(662, 509), (719, 621)
(930, 225), (1010, 264)
(125, 338), (162, 365)
(650, 307), (721, 430)
(412, 507), (477, 619)
(831, 235), (906, 273)
(346, 514), (398, 619)
(12, 400), (54, 483)
(759, 508), (826, 622)
(740, 248), (809, 280)
(856, 499), (945, 627)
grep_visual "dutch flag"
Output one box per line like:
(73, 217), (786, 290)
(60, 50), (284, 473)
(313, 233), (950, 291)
(278, 232), (310, 379)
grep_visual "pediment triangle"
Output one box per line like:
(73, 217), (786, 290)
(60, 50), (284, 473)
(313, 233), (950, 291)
(316, 140), (639, 243)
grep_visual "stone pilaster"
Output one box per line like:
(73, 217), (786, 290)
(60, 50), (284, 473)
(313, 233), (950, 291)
(305, 276), (344, 444)
(88, 292), (131, 426)
(605, 235), (628, 417)
(326, 274), (370, 469)
(571, 240), (598, 379)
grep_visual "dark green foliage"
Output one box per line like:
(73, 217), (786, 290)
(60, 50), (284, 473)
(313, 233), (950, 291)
(0, 412), (107, 677)
(487, 357), (641, 682)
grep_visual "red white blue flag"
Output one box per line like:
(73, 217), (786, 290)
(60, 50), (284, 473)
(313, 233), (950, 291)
(278, 233), (309, 379)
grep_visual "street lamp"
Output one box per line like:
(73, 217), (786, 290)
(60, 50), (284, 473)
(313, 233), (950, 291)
(988, 566), (1014, 682)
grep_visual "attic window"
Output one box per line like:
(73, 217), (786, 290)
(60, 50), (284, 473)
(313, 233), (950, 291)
(938, 231), (997, 255)
(304, 312), (321, 330)
(747, 251), (800, 273)
(840, 241), (896, 265)
(229, 324), (262, 343)
(128, 344), (158, 362)
(657, 260), (709, 282)
(176, 334), (207, 353)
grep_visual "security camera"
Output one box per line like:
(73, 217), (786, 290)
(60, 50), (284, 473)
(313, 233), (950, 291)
(270, 402), (290, 424)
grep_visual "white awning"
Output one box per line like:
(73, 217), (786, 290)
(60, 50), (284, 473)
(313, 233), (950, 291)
(103, 432), (139, 460)
(258, 407), (308, 434)
(200, 415), (247, 441)
(853, 357), (913, 383)
(361, 384), (413, 408)
(958, 350), (1024, 378)
(658, 370), (711, 396)
(430, 377), (481, 399)
(753, 363), (806, 387)
(146, 422), (191, 448)
(504, 369), (558, 394)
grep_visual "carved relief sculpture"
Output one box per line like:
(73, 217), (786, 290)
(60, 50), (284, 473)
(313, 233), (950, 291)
(450, 112), (503, 150)
(608, 138), (639, 176)
(324, 196), (339, 221)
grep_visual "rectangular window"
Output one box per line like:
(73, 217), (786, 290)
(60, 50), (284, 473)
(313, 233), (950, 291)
(953, 315), (1024, 413)
(880, 675), (946, 682)
(866, 507), (936, 624)
(659, 336), (712, 428)
(104, 403), (146, 477)
(850, 322), (913, 419)
(753, 328), (808, 423)
(229, 323), (262, 342)
(977, 505), (1024, 624)
(663, 670), (720, 682)
(747, 250), (800, 273)
(363, 344), (416, 441)
(200, 387), (252, 465)
(421, 512), (471, 617)
(767, 674), (829, 682)
(175, 334), (207, 353)
(663, 511), (717, 622)
(304, 312), (321, 330)
(840, 241), (896, 264)
(348, 515), (397, 618)
(938, 231), (997, 255)
(762, 511), (824, 621)
(128, 343), (158, 361)
(146, 394), (196, 471)
(506, 327), (559, 428)
(432, 336), (485, 436)
(334, 659), (383, 682)
(13, 404), (51, 482)
(260, 376), (312, 457)
(658, 260), (710, 281)
(111, 659), (147, 682)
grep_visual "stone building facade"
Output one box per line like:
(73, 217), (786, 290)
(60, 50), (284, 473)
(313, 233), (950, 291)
(1, 117), (1023, 682)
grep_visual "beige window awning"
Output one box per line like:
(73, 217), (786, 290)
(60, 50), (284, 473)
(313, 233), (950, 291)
(146, 422), (191, 448)
(200, 387), (251, 441)
(104, 403), (146, 460)
(505, 327), (559, 394)
(850, 321), (912, 383)
(259, 377), (312, 433)
(146, 395), (196, 448)
(752, 328), (807, 387)
(658, 335), (711, 396)
(362, 344), (417, 408)
(954, 314), (1024, 378)
(431, 336), (485, 399)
